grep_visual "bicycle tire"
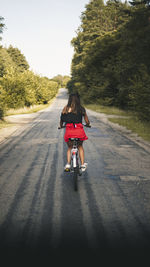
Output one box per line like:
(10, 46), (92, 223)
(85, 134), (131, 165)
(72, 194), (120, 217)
(73, 167), (78, 191)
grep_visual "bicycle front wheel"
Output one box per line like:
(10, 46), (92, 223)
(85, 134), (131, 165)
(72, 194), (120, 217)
(73, 167), (78, 191)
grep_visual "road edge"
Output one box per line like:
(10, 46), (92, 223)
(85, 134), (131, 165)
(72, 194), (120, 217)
(87, 108), (150, 154)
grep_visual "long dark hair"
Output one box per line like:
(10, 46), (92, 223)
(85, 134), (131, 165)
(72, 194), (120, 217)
(66, 93), (84, 114)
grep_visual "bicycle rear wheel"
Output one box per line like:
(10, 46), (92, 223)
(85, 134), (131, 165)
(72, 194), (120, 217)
(73, 167), (78, 191)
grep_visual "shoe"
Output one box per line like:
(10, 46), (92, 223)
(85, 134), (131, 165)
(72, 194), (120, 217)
(80, 163), (88, 172)
(64, 163), (71, 172)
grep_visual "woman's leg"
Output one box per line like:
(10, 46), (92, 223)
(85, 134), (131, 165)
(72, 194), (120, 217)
(66, 140), (73, 164)
(67, 147), (72, 164)
(78, 142), (84, 165)
(66, 140), (85, 166)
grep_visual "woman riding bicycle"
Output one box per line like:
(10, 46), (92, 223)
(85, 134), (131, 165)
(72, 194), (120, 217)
(59, 93), (90, 172)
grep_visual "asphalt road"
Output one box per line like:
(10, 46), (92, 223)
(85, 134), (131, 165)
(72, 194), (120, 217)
(0, 88), (150, 260)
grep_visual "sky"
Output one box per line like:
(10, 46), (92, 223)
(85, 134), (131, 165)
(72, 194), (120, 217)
(1, 0), (89, 79)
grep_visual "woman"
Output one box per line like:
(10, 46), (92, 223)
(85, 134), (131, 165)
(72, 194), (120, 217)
(60, 93), (90, 172)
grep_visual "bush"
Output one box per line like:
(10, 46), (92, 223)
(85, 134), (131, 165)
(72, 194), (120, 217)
(129, 65), (150, 121)
(0, 84), (6, 119)
(0, 69), (59, 110)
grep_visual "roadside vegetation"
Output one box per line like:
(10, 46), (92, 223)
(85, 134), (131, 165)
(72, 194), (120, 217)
(0, 16), (70, 123)
(0, 101), (55, 129)
(0, 120), (14, 129)
(67, 0), (150, 142)
(85, 103), (130, 116)
(109, 117), (150, 142)
(5, 103), (51, 116)
(85, 104), (150, 142)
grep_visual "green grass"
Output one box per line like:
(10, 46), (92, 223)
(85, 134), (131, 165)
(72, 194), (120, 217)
(5, 103), (50, 116)
(5, 96), (55, 116)
(0, 103), (49, 130)
(0, 120), (15, 129)
(85, 103), (150, 142)
(109, 117), (150, 142)
(0, 99), (54, 130)
(85, 103), (130, 116)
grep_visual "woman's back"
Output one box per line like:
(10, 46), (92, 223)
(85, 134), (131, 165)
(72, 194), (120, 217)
(61, 105), (85, 124)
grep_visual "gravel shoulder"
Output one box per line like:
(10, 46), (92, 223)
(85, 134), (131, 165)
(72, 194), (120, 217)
(0, 110), (44, 145)
(87, 108), (150, 154)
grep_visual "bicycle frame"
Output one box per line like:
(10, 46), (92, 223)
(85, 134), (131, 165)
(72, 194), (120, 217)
(71, 139), (79, 168)
(70, 138), (81, 191)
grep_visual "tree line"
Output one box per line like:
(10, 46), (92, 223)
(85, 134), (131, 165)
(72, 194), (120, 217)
(67, 0), (150, 121)
(0, 16), (70, 119)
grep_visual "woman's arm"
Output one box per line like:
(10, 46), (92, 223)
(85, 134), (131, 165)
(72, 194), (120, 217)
(60, 117), (63, 128)
(84, 112), (90, 126)
(59, 107), (65, 128)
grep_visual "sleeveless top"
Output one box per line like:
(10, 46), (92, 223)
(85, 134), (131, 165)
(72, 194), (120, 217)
(61, 107), (85, 124)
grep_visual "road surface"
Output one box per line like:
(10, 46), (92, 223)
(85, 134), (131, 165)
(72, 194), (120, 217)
(0, 88), (150, 259)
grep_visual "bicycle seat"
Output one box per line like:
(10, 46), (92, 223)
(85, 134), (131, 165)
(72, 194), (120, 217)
(69, 138), (80, 141)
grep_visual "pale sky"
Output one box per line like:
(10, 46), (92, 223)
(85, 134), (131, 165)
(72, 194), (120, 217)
(1, 0), (89, 78)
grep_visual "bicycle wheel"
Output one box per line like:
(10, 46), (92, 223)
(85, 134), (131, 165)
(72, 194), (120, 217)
(73, 167), (78, 191)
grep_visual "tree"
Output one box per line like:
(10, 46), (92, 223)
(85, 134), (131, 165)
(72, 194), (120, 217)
(68, 0), (150, 121)
(0, 47), (16, 77)
(129, 65), (150, 121)
(7, 45), (29, 72)
(62, 76), (70, 87)
(69, 0), (131, 103)
(52, 74), (70, 88)
(0, 17), (59, 118)
(0, 84), (6, 119)
(0, 16), (5, 41)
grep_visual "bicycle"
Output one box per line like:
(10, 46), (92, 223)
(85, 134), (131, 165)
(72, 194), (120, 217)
(58, 124), (91, 191)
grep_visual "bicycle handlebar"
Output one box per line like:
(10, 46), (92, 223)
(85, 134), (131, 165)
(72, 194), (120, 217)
(58, 126), (65, 129)
(58, 123), (91, 130)
(83, 123), (91, 128)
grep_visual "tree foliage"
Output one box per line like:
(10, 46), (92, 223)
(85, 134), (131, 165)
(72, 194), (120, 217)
(0, 16), (5, 40)
(7, 45), (29, 72)
(68, 0), (150, 121)
(0, 47), (16, 77)
(0, 17), (59, 119)
(52, 74), (70, 88)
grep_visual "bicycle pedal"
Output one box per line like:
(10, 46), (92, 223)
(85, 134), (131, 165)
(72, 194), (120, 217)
(64, 168), (70, 172)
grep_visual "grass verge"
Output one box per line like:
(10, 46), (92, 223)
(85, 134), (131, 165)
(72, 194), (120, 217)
(109, 117), (150, 142)
(85, 103), (131, 116)
(85, 104), (150, 142)
(0, 99), (54, 130)
(5, 103), (50, 116)
(0, 120), (15, 129)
